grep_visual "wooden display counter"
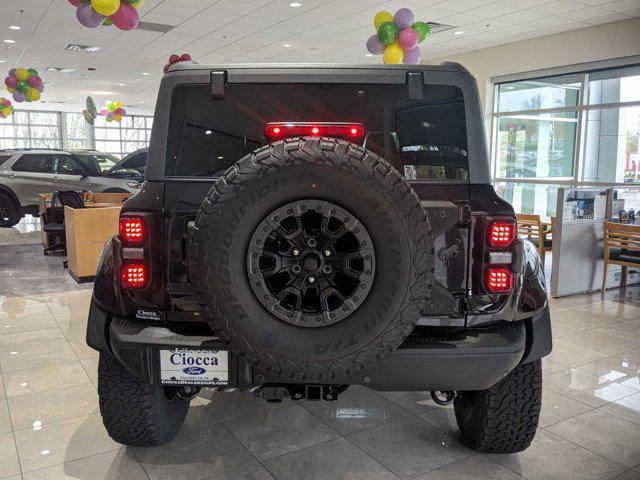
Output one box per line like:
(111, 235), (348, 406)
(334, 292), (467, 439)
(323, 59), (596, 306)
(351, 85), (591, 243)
(64, 204), (122, 282)
(39, 192), (132, 248)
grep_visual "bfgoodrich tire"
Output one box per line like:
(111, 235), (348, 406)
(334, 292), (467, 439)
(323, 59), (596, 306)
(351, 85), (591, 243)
(189, 137), (434, 382)
(0, 193), (21, 228)
(454, 360), (543, 453)
(97, 353), (189, 446)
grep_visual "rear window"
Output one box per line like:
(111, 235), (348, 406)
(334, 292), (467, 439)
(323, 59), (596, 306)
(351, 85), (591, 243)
(165, 83), (468, 182)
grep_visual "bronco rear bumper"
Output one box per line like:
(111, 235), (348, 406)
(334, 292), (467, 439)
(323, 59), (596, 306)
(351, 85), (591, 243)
(87, 300), (551, 392)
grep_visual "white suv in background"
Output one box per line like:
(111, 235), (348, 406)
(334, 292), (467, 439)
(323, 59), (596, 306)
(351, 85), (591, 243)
(0, 149), (142, 227)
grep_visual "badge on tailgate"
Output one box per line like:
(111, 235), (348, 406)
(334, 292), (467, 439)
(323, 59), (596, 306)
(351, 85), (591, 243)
(159, 348), (229, 386)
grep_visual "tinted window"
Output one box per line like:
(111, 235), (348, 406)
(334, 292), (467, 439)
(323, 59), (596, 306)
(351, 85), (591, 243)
(53, 155), (88, 175)
(165, 83), (467, 181)
(12, 154), (53, 173)
(72, 153), (119, 175)
(0, 154), (13, 166)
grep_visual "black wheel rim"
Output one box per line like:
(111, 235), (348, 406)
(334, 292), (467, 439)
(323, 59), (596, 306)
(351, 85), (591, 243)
(247, 199), (375, 327)
(0, 205), (10, 225)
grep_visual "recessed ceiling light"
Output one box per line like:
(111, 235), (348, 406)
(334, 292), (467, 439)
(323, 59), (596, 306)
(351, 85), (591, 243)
(0, 60), (5, 63)
(46, 67), (74, 73)
(118, 83), (125, 86)
(365, 53), (373, 57)
(3, 39), (15, 44)
(9, 26), (20, 30)
(141, 72), (149, 75)
(454, 30), (464, 35)
(138, 101), (144, 104)
(43, 82), (54, 86)
(64, 43), (102, 53)
(289, 2), (302, 6)
(282, 44), (292, 47)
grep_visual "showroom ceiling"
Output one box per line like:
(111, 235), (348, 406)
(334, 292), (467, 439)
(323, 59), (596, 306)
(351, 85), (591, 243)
(0, 0), (638, 112)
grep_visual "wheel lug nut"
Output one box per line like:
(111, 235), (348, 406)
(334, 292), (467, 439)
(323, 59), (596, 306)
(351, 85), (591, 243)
(323, 249), (331, 256)
(323, 266), (332, 274)
(308, 276), (316, 283)
(293, 249), (300, 256)
(292, 265), (301, 274)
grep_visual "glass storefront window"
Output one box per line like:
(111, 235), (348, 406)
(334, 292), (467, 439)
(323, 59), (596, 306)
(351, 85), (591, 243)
(588, 66), (640, 104)
(495, 182), (560, 218)
(497, 75), (581, 113)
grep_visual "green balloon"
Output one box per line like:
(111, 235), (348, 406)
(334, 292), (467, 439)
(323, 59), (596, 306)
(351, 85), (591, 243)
(412, 22), (430, 43)
(27, 68), (38, 77)
(377, 21), (399, 46)
(17, 80), (30, 93)
(103, 17), (113, 26)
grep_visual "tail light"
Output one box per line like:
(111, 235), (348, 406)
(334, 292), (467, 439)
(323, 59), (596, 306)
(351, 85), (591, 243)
(264, 122), (366, 144)
(122, 263), (148, 289)
(119, 217), (146, 246)
(488, 221), (515, 247)
(485, 267), (512, 293)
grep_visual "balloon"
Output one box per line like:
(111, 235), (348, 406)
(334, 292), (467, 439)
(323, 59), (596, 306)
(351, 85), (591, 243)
(83, 110), (94, 125)
(398, 28), (419, 51)
(37, 84), (44, 93)
(110, 1), (139, 30)
(383, 43), (404, 64)
(411, 21), (430, 43)
(403, 46), (422, 65)
(28, 75), (42, 88)
(15, 68), (29, 81)
(87, 96), (97, 116)
(26, 88), (40, 102)
(366, 34), (385, 55)
(67, 0), (81, 5)
(5, 76), (18, 89)
(180, 53), (191, 61)
(1, 98), (9, 107)
(377, 22), (399, 46)
(106, 102), (115, 110)
(8, 68), (16, 77)
(130, 0), (144, 7)
(114, 114), (122, 122)
(100, 108), (109, 116)
(106, 116), (113, 122)
(114, 100), (122, 108)
(6, 87), (15, 94)
(27, 68), (38, 77)
(77, 2), (105, 28)
(114, 107), (124, 115)
(394, 8), (414, 30)
(169, 54), (180, 64)
(13, 91), (25, 103)
(373, 11), (393, 30)
(103, 17), (113, 26)
(1, 107), (10, 117)
(91, 0), (120, 16)
(17, 80), (30, 93)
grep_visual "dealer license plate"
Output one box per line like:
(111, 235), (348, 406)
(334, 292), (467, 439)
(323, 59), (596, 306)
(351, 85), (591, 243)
(159, 348), (229, 386)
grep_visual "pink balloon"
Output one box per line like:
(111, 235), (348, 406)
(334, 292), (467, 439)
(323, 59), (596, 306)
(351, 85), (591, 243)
(114, 107), (124, 115)
(28, 76), (42, 88)
(5, 76), (18, 89)
(403, 46), (422, 65)
(111, 2), (139, 31)
(68, 0), (81, 5)
(398, 28), (419, 51)
(2, 98), (10, 107)
(100, 108), (109, 116)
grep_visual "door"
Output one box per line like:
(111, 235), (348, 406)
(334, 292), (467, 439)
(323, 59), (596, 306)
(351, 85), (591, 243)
(51, 154), (95, 192)
(9, 154), (55, 206)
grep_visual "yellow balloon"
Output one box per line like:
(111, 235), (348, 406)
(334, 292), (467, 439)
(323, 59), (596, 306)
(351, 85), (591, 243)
(2, 107), (10, 116)
(130, 0), (144, 8)
(15, 68), (29, 81)
(91, 0), (120, 16)
(114, 114), (122, 122)
(374, 11), (394, 30)
(114, 101), (122, 108)
(6, 87), (15, 93)
(383, 43), (404, 64)
(27, 88), (41, 102)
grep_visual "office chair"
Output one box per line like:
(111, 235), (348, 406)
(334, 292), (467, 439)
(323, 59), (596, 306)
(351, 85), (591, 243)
(57, 190), (85, 210)
(42, 192), (66, 255)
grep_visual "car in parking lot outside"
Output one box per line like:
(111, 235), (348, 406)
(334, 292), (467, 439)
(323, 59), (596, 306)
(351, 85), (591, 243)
(0, 148), (142, 227)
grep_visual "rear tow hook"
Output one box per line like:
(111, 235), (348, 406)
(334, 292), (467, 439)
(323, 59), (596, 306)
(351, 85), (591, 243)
(177, 386), (201, 400)
(431, 391), (457, 406)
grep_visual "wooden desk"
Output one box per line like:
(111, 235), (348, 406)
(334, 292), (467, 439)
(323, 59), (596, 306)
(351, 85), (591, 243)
(64, 205), (122, 282)
(39, 193), (132, 248)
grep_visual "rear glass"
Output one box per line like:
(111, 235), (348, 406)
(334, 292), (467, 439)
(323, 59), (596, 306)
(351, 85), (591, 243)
(165, 83), (468, 182)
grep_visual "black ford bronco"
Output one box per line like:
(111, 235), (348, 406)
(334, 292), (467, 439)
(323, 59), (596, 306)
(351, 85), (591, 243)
(87, 62), (552, 453)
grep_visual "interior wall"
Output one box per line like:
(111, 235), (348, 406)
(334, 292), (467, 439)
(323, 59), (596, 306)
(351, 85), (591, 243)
(426, 17), (640, 116)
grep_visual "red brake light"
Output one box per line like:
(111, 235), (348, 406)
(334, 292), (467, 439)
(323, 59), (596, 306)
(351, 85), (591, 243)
(122, 263), (147, 289)
(486, 267), (513, 293)
(120, 217), (146, 245)
(488, 221), (515, 247)
(264, 123), (366, 143)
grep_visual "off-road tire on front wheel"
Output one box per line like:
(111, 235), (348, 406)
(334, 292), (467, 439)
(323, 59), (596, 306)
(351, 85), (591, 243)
(97, 353), (190, 446)
(454, 360), (542, 453)
(0, 193), (21, 228)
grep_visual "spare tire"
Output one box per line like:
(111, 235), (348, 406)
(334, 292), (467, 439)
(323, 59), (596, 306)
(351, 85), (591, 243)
(189, 137), (434, 381)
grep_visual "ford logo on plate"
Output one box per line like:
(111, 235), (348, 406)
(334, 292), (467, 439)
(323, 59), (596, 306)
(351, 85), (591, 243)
(183, 367), (206, 375)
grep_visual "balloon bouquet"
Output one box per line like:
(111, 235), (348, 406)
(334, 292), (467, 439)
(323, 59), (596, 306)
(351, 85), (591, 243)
(70, 0), (144, 30)
(0, 98), (13, 119)
(163, 53), (192, 74)
(366, 8), (430, 64)
(100, 101), (126, 123)
(4, 68), (44, 103)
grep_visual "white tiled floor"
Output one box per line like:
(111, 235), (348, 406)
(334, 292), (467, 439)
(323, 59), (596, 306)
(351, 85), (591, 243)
(0, 253), (639, 478)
